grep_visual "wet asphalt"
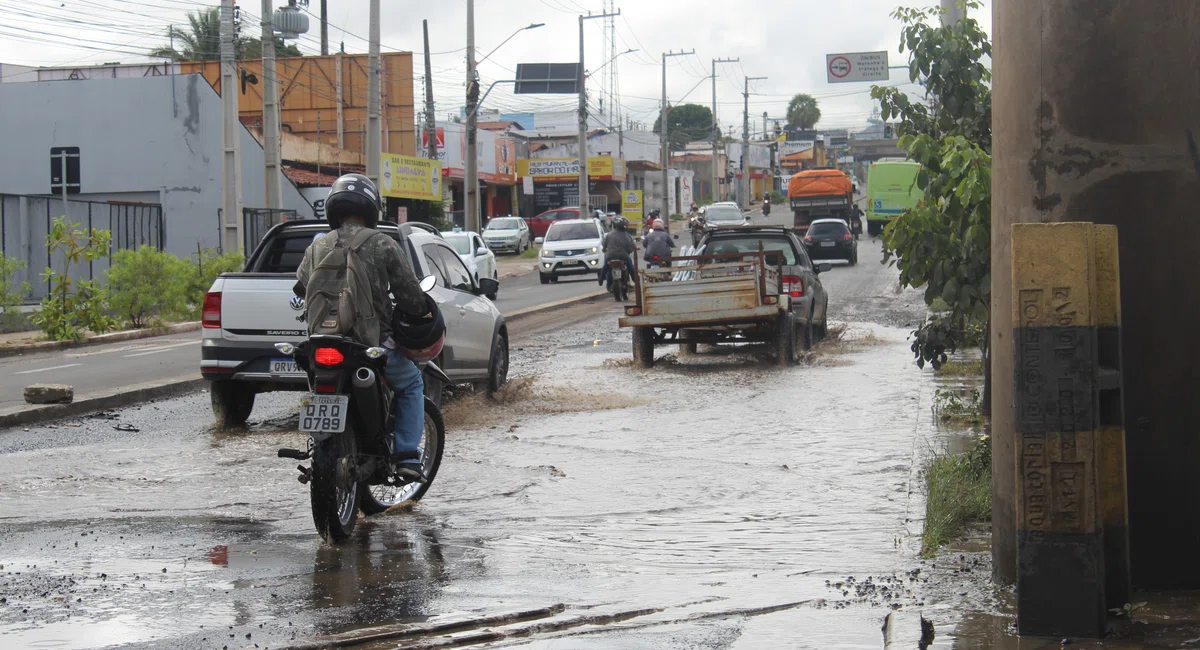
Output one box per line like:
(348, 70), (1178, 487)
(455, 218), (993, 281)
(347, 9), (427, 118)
(0, 233), (1069, 649)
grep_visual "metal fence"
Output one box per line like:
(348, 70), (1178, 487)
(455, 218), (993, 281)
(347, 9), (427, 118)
(0, 194), (164, 302)
(243, 208), (298, 254)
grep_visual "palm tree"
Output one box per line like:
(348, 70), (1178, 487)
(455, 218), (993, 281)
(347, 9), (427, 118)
(148, 8), (221, 61)
(148, 8), (304, 61)
(786, 93), (822, 130)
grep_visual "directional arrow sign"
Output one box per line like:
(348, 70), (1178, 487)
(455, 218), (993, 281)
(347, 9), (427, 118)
(825, 51), (889, 84)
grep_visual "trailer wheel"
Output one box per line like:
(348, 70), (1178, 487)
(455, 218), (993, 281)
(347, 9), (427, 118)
(632, 326), (655, 368)
(776, 312), (796, 367)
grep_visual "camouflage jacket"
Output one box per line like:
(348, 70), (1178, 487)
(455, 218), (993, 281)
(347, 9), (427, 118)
(296, 223), (426, 346)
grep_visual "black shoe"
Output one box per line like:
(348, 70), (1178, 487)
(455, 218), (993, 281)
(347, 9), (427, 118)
(394, 462), (428, 484)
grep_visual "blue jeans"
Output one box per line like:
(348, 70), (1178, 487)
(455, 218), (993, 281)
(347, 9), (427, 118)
(384, 351), (425, 466)
(599, 254), (635, 287)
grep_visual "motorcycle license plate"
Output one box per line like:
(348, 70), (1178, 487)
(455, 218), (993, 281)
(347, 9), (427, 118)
(300, 395), (350, 434)
(613, 268), (623, 279)
(820, 241), (836, 247)
(270, 358), (303, 376)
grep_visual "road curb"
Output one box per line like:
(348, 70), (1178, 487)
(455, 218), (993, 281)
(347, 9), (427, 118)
(0, 375), (206, 429)
(505, 289), (610, 321)
(0, 322), (202, 359)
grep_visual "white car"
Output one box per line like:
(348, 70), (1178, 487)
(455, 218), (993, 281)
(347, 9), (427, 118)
(537, 218), (604, 284)
(442, 230), (498, 299)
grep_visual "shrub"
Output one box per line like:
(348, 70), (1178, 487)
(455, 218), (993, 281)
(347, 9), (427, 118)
(183, 248), (244, 318)
(108, 246), (190, 328)
(33, 217), (116, 341)
(769, 190), (786, 204)
(0, 253), (31, 331)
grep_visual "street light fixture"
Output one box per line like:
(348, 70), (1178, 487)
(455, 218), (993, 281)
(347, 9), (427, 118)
(478, 23), (545, 67)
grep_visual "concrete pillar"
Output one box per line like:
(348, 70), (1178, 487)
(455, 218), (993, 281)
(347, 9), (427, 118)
(992, 0), (1200, 588)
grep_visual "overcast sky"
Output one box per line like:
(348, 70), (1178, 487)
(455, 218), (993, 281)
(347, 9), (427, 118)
(0, 0), (992, 134)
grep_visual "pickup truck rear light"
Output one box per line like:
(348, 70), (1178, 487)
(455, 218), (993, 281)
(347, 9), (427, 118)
(202, 292), (222, 328)
(763, 295), (778, 305)
(782, 274), (804, 298)
(625, 306), (642, 316)
(314, 347), (345, 367)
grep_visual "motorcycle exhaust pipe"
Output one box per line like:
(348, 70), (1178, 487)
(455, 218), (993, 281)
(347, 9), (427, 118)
(353, 367), (376, 389)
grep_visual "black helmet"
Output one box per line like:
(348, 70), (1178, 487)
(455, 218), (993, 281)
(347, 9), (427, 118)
(392, 293), (445, 362)
(613, 216), (629, 231)
(326, 173), (381, 229)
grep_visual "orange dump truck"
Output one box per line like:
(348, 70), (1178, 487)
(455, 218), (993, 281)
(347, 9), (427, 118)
(787, 169), (854, 233)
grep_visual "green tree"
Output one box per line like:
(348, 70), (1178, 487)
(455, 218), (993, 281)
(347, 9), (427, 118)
(108, 247), (190, 329)
(149, 8), (303, 61)
(652, 103), (715, 151)
(871, 1), (993, 408)
(33, 218), (116, 341)
(786, 93), (821, 129)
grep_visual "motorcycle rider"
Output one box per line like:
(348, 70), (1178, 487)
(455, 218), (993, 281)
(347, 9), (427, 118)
(850, 203), (865, 238)
(644, 208), (661, 236)
(295, 173), (430, 482)
(762, 196), (772, 218)
(643, 218), (675, 267)
(598, 216), (637, 289)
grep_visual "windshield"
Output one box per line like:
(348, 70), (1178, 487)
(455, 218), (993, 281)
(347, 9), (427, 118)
(445, 236), (473, 255)
(809, 222), (848, 236)
(546, 222), (599, 242)
(486, 218), (521, 231)
(706, 206), (744, 222)
(704, 236), (799, 266)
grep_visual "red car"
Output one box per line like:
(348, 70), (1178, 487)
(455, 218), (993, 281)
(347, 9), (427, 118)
(527, 207), (580, 238)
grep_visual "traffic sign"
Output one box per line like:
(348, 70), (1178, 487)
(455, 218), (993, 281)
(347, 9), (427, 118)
(825, 51), (889, 84)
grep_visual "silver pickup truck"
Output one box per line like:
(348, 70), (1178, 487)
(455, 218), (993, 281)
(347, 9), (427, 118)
(200, 220), (509, 426)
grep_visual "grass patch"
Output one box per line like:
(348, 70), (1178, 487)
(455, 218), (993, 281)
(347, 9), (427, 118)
(519, 247), (539, 259)
(934, 358), (983, 377)
(921, 435), (992, 555)
(932, 387), (985, 426)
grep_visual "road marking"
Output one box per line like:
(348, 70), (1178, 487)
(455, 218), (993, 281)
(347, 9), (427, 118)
(123, 341), (198, 358)
(16, 363), (83, 375)
(516, 287), (534, 292)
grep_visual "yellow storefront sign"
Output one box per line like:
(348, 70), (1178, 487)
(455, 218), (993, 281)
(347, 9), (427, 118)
(621, 189), (643, 219)
(517, 156), (626, 182)
(380, 154), (442, 201)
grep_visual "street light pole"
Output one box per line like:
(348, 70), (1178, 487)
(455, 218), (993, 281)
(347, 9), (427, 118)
(578, 9), (620, 218)
(712, 57), (737, 202)
(742, 75), (767, 209)
(261, 0), (283, 210)
(660, 49), (693, 222)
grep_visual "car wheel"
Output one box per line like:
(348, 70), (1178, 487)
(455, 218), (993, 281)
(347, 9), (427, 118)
(632, 326), (655, 368)
(816, 301), (829, 340)
(485, 332), (509, 399)
(799, 312), (814, 351)
(211, 380), (254, 428)
(776, 312), (796, 367)
(539, 273), (550, 285)
(849, 250), (858, 266)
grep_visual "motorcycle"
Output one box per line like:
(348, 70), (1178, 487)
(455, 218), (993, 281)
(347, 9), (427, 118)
(275, 277), (449, 542)
(607, 259), (630, 302)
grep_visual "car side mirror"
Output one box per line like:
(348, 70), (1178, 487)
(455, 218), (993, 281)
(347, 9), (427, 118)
(476, 277), (499, 296)
(534, 237), (544, 245)
(817, 263), (832, 274)
(476, 247), (489, 256)
(419, 275), (437, 292)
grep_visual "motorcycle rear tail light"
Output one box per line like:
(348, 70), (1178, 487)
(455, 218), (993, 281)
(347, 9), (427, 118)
(314, 383), (338, 393)
(314, 347), (345, 367)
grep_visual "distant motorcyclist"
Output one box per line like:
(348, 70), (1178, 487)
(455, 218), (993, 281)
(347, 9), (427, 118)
(643, 218), (675, 267)
(643, 208), (661, 236)
(850, 204), (865, 238)
(598, 216), (637, 289)
(762, 197), (772, 218)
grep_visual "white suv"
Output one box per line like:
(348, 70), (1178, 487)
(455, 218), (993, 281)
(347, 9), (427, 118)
(537, 219), (604, 284)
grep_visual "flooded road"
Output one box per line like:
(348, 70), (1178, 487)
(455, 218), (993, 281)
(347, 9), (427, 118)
(0, 240), (1049, 649)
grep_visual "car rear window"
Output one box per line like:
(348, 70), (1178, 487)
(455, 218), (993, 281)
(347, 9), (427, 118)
(809, 222), (848, 236)
(252, 232), (322, 273)
(704, 236), (799, 266)
(546, 222), (599, 242)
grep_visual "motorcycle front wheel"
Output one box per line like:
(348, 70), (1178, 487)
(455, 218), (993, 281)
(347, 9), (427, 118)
(310, 427), (359, 542)
(359, 398), (446, 514)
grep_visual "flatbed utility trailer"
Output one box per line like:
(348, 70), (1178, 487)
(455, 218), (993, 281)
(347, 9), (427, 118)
(617, 251), (801, 367)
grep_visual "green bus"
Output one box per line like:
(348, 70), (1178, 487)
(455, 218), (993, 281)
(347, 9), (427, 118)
(865, 160), (923, 236)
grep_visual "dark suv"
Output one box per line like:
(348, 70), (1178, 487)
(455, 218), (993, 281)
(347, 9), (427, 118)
(802, 218), (857, 265)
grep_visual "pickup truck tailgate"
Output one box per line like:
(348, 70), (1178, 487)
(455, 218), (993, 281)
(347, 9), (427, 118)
(218, 274), (306, 340)
(643, 274), (762, 316)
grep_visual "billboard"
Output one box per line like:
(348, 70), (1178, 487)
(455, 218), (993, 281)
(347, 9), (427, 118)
(622, 190), (643, 219)
(380, 154), (442, 201)
(517, 156), (626, 182)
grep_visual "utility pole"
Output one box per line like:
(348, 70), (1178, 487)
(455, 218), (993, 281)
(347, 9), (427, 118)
(220, 0), (242, 252)
(465, 0), (479, 232)
(261, 0), (283, 211)
(661, 49), (693, 221)
(319, 0), (328, 55)
(712, 57), (737, 202)
(578, 9), (621, 218)
(423, 20), (438, 162)
(335, 52), (344, 150)
(366, 0), (382, 189)
(742, 75), (767, 209)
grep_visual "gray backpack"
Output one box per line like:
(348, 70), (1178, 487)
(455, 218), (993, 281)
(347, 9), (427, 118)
(304, 228), (382, 346)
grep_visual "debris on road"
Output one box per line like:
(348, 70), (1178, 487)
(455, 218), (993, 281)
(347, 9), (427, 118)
(23, 384), (74, 405)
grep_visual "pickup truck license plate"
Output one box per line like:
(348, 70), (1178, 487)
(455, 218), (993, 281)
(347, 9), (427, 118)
(270, 358), (303, 375)
(300, 395), (350, 434)
(820, 241), (836, 247)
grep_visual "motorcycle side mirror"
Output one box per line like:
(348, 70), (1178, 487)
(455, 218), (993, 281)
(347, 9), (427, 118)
(419, 275), (437, 292)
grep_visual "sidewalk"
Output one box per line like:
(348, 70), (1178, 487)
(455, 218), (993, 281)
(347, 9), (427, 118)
(0, 321), (201, 358)
(496, 255), (536, 280)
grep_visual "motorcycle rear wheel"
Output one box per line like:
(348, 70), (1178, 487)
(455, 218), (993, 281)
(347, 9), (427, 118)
(310, 428), (360, 542)
(359, 398), (446, 514)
